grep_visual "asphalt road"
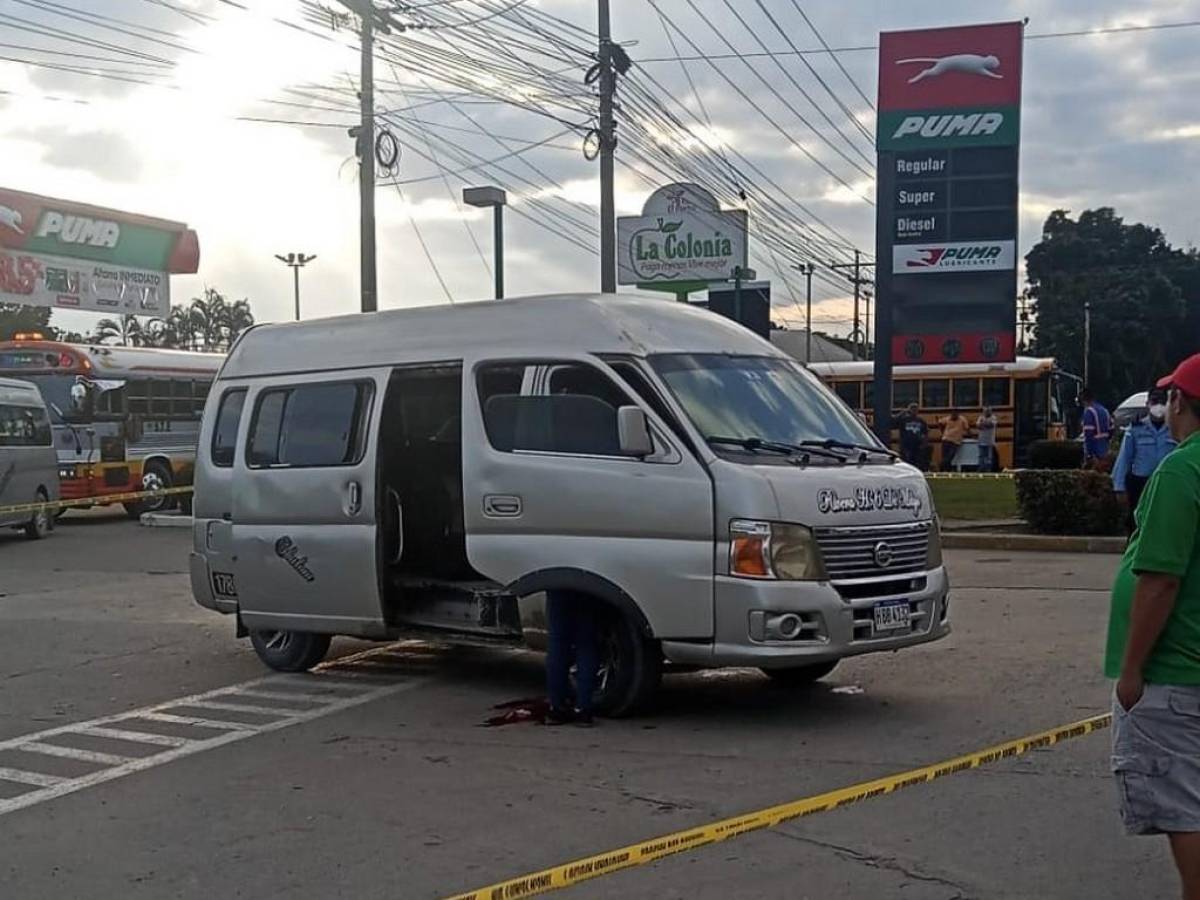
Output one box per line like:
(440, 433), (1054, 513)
(0, 510), (1173, 899)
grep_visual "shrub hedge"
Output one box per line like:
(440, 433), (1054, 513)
(1013, 469), (1123, 536)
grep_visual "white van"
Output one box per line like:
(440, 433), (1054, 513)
(190, 295), (949, 714)
(0, 377), (59, 539)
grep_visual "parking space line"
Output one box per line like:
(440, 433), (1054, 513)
(74, 727), (191, 748)
(20, 743), (134, 766)
(140, 712), (260, 731)
(184, 699), (314, 717)
(0, 767), (66, 788)
(0, 644), (428, 819)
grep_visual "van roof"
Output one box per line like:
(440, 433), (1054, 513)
(220, 293), (778, 379)
(0, 376), (44, 405)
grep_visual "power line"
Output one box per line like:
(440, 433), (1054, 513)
(749, 0), (874, 144)
(636, 18), (1200, 63)
(788, 1), (874, 112)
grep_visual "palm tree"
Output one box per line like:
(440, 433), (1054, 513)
(164, 305), (194, 350)
(92, 315), (144, 347)
(225, 298), (254, 346)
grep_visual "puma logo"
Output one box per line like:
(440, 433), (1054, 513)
(896, 54), (1003, 84)
(0, 205), (25, 235)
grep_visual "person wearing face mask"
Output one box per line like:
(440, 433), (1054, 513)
(1113, 388), (1178, 534)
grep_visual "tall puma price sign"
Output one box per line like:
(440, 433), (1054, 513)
(0, 187), (199, 317)
(875, 22), (1023, 366)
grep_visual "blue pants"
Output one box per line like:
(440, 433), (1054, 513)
(545, 591), (599, 715)
(978, 444), (995, 472)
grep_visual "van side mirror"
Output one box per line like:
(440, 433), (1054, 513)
(617, 406), (653, 457)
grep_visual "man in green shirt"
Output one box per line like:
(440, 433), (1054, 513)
(1106, 352), (1200, 898)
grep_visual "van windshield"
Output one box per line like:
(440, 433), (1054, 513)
(650, 354), (879, 452)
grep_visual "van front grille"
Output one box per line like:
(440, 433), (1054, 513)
(814, 523), (931, 582)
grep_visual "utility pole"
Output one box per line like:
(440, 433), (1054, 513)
(1084, 300), (1092, 386)
(358, 6), (377, 313)
(830, 250), (875, 362)
(274, 252), (317, 321)
(794, 263), (816, 363)
(339, 0), (390, 313)
(597, 0), (616, 293)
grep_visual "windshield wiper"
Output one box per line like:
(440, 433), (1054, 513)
(706, 436), (846, 463)
(797, 439), (897, 462)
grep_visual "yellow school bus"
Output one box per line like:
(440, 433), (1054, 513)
(808, 357), (1078, 469)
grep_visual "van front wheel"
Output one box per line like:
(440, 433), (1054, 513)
(591, 608), (662, 718)
(249, 630), (331, 672)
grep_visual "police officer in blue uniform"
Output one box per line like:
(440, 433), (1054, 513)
(1113, 387), (1178, 533)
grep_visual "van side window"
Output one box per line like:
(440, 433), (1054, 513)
(0, 404), (51, 447)
(211, 389), (246, 468)
(248, 382), (372, 468)
(478, 362), (628, 456)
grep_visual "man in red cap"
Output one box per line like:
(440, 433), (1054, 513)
(1106, 352), (1200, 897)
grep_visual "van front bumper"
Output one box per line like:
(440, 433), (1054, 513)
(661, 567), (950, 668)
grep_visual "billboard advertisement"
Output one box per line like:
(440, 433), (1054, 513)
(617, 183), (747, 288)
(0, 188), (199, 316)
(875, 22), (1023, 366)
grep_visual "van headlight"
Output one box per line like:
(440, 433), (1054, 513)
(927, 522), (944, 568)
(729, 520), (824, 581)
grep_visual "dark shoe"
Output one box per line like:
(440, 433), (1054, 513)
(572, 711), (595, 728)
(544, 707), (575, 726)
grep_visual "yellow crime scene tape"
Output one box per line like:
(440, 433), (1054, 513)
(444, 713), (1112, 900)
(0, 485), (193, 517)
(924, 471), (1015, 480)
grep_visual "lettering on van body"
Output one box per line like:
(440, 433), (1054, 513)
(817, 486), (924, 518)
(274, 536), (316, 582)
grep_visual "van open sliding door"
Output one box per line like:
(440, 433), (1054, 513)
(231, 371), (387, 638)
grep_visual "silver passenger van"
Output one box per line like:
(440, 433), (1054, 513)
(191, 295), (949, 714)
(0, 377), (59, 539)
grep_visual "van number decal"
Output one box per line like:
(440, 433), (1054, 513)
(274, 536), (316, 583)
(211, 571), (238, 599)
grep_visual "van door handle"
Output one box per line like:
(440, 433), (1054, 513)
(347, 481), (362, 516)
(483, 495), (522, 518)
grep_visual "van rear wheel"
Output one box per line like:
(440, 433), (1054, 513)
(761, 660), (838, 687)
(590, 608), (662, 718)
(249, 630), (331, 672)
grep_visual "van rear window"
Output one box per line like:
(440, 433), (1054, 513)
(211, 389), (246, 468)
(247, 382), (372, 468)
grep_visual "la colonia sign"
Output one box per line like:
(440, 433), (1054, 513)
(617, 183), (747, 286)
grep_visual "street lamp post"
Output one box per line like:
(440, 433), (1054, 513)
(274, 252), (317, 321)
(463, 186), (507, 300)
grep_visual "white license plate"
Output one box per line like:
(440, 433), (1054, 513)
(873, 600), (911, 633)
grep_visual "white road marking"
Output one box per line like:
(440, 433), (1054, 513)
(185, 699), (305, 716)
(20, 743), (134, 766)
(75, 727), (190, 747)
(0, 767), (66, 788)
(0, 644), (427, 818)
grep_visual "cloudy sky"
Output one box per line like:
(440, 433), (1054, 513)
(2, 0), (1199, 336)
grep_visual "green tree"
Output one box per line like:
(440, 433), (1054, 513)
(92, 315), (146, 347)
(0, 303), (51, 341)
(1026, 208), (1200, 404)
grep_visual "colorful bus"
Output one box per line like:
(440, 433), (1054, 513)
(0, 337), (224, 517)
(808, 357), (1080, 469)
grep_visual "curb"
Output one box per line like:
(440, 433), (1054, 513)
(139, 513), (193, 529)
(942, 531), (1125, 554)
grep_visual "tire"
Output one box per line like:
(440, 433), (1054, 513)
(248, 630), (332, 672)
(591, 607), (662, 718)
(124, 460), (174, 519)
(761, 660), (839, 687)
(24, 489), (51, 540)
